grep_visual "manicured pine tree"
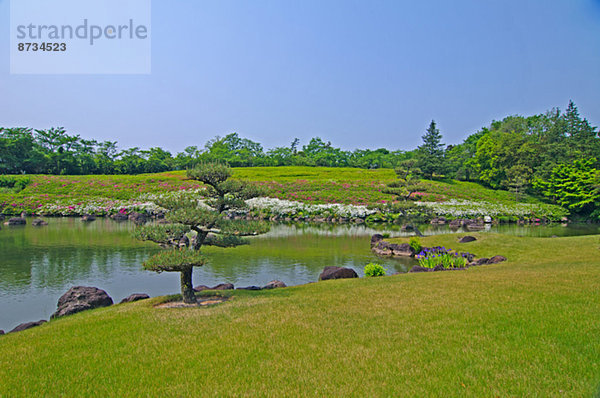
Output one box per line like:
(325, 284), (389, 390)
(416, 120), (446, 179)
(135, 163), (269, 303)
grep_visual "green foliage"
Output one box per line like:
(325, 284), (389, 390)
(534, 158), (600, 216)
(364, 262), (386, 277)
(409, 237), (422, 253)
(143, 249), (205, 273)
(416, 248), (468, 269)
(0, 175), (31, 191)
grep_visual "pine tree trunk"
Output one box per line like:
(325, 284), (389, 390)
(180, 266), (196, 304)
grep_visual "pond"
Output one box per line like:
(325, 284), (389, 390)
(1, 218), (598, 332)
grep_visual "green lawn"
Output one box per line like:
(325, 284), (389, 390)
(0, 233), (598, 396)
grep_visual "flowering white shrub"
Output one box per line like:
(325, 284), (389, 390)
(415, 200), (568, 219)
(39, 199), (162, 216)
(246, 197), (376, 218)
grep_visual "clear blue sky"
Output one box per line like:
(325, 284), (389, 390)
(1, 0), (599, 153)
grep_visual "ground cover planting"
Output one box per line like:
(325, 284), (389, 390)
(0, 167), (567, 221)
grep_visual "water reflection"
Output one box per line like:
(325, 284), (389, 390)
(0, 218), (597, 331)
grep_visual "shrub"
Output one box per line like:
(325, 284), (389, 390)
(409, 237), (422, 253)
(364, 263), (387, 277)
(0, 176), (31, 192)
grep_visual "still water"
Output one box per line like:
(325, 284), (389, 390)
(0, 218), (598, 331)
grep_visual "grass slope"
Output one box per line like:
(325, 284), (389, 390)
(0, 167), (542, 214)
(0, 234), (599, 396)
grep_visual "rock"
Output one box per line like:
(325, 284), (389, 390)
(466, 223), (485, 231)
(433, 265), (445, 272)
(129, 212), (147, 224)
(263, 280), (287, 289)
(9, 320), (46, 333)
(489, 255), (507, 264)
(0, 330), (4, 335)
(110, 213), (129, 221)
(372, 240), (392, 256)
(0, 214), (4, 221)
(51, 286), (114, 319)
(458, 236), (477, 243)
(388, 243), (414, 257)
(408, 266), (432, 273)
(5, 217), (26, 226)
(195, 283), (235, 292)
(31, 219), (48, 226)
(449, 219), (461, 229)
(370, 234), (384, 248)
(400, 224), (414, 232)
(119, 293), (150, 304)
(319, 266), (358, 281)
(212, 283), (234, 290)
(236, 286), (263, 290)
(81, 215), (96, 222)
(430, 217), (447, 225)
(471, 258), (490, 266)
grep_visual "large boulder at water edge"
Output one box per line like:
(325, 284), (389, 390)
(370, 234), (384, 248)
(31, 219), (48, 226)
(120, 293), (150, 304)
(319, 266), (358, 281)
(128, 212), (147, 224)
(9, 320), (46, 333)
(5, 217), (26, 225)
(263, 280), (287, 289)
(51, 286), (114, 319)
(408, 266), (433, 273)
(194, 283), (235, 292)
(81, 215), (96, 222)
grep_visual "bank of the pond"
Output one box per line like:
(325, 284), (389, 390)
(0, 168), (569, 223)
(0, 233), (598, 396)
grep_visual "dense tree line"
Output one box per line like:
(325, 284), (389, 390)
(1, 101), (598, 218)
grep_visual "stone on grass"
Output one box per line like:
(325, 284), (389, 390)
(471, 258), (490, 266)
(9, 320), (46, 333)
(319, 266), (358, 281)
(263, 280), (287, 289)
(0, 330), (4, 335)
(458, 236), (477, 243)
(489, 255), (507, 264)
(388, 243), (414, 257)
(51, 286), (113, 319)
(193, 285), (210, 292)
(120, 293), (150, 304)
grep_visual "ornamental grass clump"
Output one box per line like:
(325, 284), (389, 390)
(416, 246), (468, 269)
